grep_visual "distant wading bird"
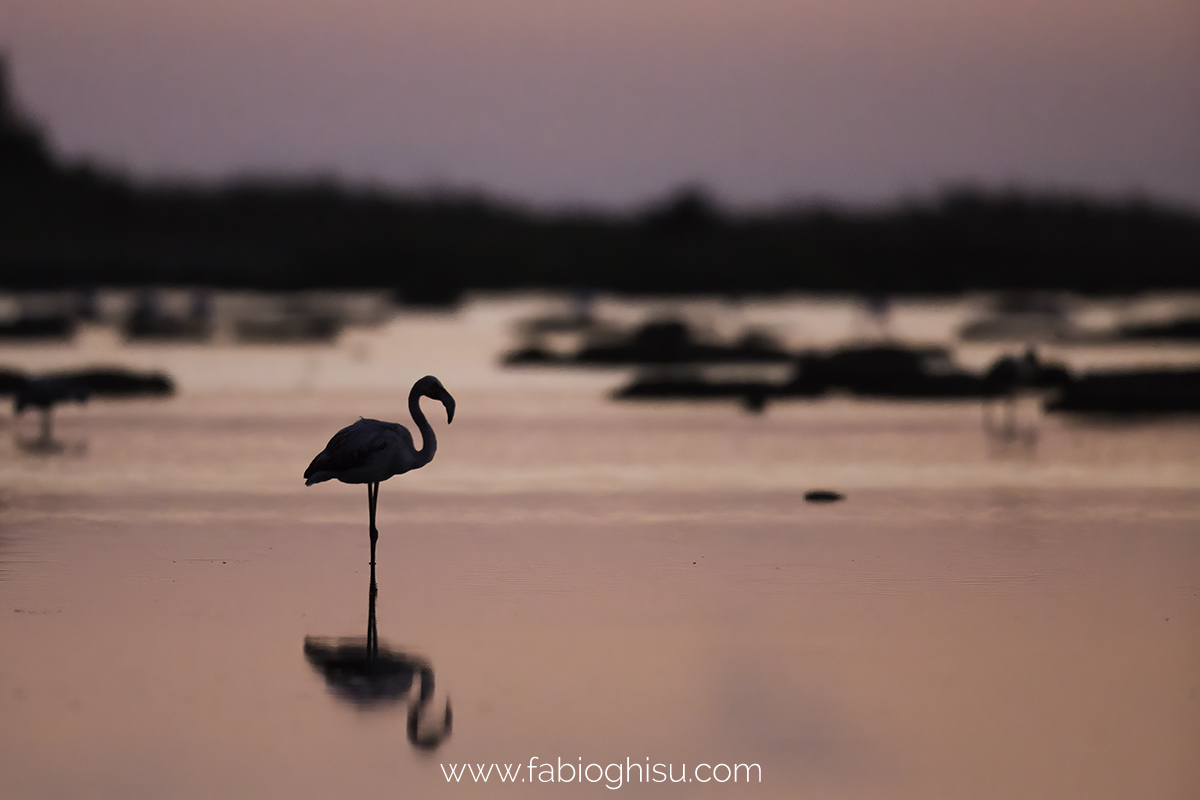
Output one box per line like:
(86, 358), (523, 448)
(304, 376), (455, 565)
(14, 377), (89, 442)
(982, 346), (1066, 442)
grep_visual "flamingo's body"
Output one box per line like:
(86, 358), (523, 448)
(304, 418), (431, 486)
(305, 375), (454, 564)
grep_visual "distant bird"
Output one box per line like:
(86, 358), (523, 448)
(983, 347), (1042, 440)
(14, 377), (89, 442)
(304, 375), (455, 565)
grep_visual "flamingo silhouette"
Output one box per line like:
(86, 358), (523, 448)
(982, 347), (1047, 441)
(304, 376), (455, 565)
(14, 376), (88, 444)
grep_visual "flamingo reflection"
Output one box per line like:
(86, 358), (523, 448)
(303, 564), (453, 750)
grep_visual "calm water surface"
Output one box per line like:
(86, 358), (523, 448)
(1, 296), (1199, 799)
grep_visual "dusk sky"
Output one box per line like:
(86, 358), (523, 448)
(5, 0), (1199, 210)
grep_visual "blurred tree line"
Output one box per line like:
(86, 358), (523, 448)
(3, 62), (1199, 298)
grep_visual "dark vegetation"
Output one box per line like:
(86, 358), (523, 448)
(607, 342), (1200, 415)
(1047, 369), (1200, 414)
(3, 60), (1199, 296)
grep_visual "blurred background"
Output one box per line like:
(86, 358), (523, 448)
(3, 0), (1200, 297)
(2, 3), (1200, 799)
(2, 0), (1200, 408)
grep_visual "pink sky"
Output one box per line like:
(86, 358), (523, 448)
(5, 0), (1199, 209)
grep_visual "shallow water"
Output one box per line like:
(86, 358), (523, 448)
(2, 296), (1199, 799)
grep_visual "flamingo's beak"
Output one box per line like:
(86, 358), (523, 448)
(442, 394), (456, 424)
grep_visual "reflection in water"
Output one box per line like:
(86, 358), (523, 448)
(14, 433), (86, 456)
(982, 394), (1040, 451)
(304, 565), (452, 750)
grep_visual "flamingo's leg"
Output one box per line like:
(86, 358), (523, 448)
(368, 481), (379, 566)
(367, 561), (378, 659)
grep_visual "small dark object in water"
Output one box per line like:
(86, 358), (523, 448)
(805, 490), (844, 503)
(741, 390), (768, 413)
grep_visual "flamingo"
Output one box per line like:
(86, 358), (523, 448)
(14, 377), (89, 443)
(983, 347), (1042, 440)
(304, 375), (455, 565)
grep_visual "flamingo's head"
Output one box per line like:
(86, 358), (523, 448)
(415, 375), (455, 423)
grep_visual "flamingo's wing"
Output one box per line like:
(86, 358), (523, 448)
(304, 419), (393, 481)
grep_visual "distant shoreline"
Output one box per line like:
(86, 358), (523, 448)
(4, 67), (1199, 296)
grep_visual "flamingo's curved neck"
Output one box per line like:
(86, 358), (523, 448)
(409, 387), (437, 466)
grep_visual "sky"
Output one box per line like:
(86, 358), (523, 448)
(4, 0), (1199, 210)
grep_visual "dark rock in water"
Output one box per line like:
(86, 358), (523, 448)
(805, 490), (844, 503)
(741, 389), (769, 413)
(1047, 368), (1200, 413)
